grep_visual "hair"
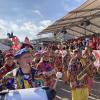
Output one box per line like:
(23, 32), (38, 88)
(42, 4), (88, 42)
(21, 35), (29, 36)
(20, 43), (33, 50)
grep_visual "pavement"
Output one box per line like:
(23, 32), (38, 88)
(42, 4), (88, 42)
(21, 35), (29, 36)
(56, 76), (100, 100)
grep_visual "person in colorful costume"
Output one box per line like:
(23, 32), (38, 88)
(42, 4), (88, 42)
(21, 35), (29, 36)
(61, 46), (70, 84)
(33, 52), (41, 68)
(54, 50), (63, 72)
(0, 48), (43, 90)
(0, 53), (16, 79)
(82, 47), (97, 94)
(67, 49), (96, 100)
(37, 51), (55, 89)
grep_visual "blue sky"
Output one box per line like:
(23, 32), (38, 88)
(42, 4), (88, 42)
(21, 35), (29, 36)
(0, 0), (86, 41)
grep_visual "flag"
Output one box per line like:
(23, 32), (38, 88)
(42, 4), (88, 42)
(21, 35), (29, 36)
(92, 50), (100, 68)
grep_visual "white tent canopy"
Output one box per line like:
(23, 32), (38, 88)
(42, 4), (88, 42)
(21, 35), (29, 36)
(39, 0), (100, 37)
(0, 43), (10, 52)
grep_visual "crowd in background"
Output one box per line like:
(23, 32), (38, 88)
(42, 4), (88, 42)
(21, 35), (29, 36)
(0, 34), (100, 100)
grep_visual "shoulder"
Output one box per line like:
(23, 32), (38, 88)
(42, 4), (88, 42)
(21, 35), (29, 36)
(3, 71), (13, 79)
(4, 68), (19, 79)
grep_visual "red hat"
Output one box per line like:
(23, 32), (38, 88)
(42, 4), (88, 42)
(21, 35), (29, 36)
(5, 53), (14, 58)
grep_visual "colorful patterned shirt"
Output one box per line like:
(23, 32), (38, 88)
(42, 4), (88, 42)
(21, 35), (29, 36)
(68, 58), (88, 89)
(0, 67), (44, 91)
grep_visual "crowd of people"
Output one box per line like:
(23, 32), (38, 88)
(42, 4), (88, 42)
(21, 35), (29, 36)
(0, 34), (100, 100)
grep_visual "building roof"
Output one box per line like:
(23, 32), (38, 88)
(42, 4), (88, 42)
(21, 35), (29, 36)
(39, 0), (100, 37)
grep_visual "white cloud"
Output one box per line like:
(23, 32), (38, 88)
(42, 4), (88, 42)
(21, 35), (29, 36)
(0, 19), (52, 41)
(40, 20), (52, 27)
(32, 10), (43, 17)
(0, 19), (9, 39)
(10, 23), (19, 31)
